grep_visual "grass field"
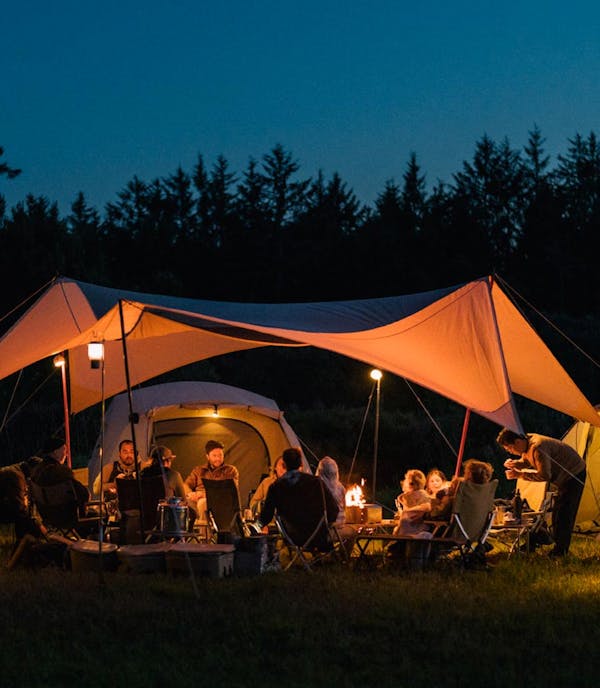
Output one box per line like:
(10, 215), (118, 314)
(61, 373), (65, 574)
(1, 534), (600, 688)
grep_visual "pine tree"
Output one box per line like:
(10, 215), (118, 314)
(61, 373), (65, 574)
(452, 134), (527, 272)
(0, 146), (21, 179)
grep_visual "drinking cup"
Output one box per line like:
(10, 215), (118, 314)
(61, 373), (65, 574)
(495, 506), (505, 526)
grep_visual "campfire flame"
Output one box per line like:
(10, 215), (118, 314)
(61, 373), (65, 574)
(345, 482), (366, 508)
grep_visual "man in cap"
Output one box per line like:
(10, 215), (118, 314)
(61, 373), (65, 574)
(184, 440), (239, 522)
(141, 445), (187, 500)
(30, 436), (90, 510)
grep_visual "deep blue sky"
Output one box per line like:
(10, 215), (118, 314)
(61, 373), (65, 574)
(2, 1), (599, 215)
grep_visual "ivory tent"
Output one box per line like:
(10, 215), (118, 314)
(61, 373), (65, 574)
(0, 275), (598, 435)
(88, 380), (308, 505)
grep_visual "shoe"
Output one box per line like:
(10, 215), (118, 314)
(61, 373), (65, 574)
(533, 526), (554, 546)
(548, 547), (566, 558)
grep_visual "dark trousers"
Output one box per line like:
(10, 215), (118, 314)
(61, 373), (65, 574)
(552, 469), (585, 554)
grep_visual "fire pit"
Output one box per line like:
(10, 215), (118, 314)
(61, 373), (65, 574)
(344, 483), (382, 523)
(345, 504), (382, 524)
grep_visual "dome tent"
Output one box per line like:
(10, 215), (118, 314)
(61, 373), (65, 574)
(88, 381), (308, 508)
(562, 408), (600, 529)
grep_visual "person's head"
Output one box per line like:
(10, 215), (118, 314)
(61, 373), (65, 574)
(426, 469), (447, 495)
(496, 428), (528, 455)
(463, 459), (493, 484)
(42, 436), (67, 464)
(273, 456), (286, 478)
(316, 456), (340, 483)
(150, 445), (176, 467)
(402, 469), (426, 493)
(205, 440), (225, 469)
(281, 447), (302, 471)
(118, 440), (135, 467)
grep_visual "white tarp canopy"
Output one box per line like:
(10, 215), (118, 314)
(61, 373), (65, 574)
(0, 275), (598, 433)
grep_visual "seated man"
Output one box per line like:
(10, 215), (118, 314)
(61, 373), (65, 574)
(258, 447), (339, 550)
(30, 436), (90, 513)
(185, 440), (239, 523)
(92, 439), (137, 497)
(141, 445), (187, 500)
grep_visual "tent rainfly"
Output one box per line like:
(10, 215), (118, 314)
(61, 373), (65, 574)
(88, 380), (309, 504)
(562, 409), (600, 527)
(0, 275), (598, 435)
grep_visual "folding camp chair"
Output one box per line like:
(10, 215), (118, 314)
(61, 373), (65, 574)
(432, 479), (498, 567)
(274, 481), (346, 572)
(202, 478), (246, 543)
(29, 480), (102, 540)
(275, 512), (340, 571)
(116, 475), (167, 544)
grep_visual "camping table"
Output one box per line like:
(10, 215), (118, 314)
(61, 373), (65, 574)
(489, 512), (543, 557)
(353, 532), (439, 570)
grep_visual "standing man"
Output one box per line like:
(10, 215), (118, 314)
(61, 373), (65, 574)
(185, 440), (239, 521)
(496, 428), (586, 557)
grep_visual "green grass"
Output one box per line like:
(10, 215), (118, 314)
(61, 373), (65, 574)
(2, 535), (600, 687)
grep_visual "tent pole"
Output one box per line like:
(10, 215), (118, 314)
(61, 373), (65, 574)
(454, 408), (471, 478)
(97, 349), (106, 584)
(372, 375), (381, 499)
(118, 299), (146, 542)
(58, 353), (72, 468)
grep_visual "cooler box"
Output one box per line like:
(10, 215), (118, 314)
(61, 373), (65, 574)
(166, 542), (235, 578)
(69, 540), (119, 573)
(117, 542), (171, 573)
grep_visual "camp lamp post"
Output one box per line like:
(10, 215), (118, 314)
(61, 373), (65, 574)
(53, 353), (72, 468)
(370, 369), (383, 499)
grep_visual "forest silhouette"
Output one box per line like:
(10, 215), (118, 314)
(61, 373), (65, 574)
(1, 129), (599, 490)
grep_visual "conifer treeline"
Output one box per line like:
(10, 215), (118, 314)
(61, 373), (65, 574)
(1, 127), (599, 316)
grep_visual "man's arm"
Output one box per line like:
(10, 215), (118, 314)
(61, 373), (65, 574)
(259, 487), (276, 529)
(528, 448), (552, 482)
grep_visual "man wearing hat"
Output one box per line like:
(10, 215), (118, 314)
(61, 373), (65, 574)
(141, 445), (187, 500)
(30, 436), (90, 509)
(184, 440), (239, 522)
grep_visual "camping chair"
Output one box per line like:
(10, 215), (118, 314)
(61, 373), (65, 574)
(502, 479), (555, 555)
(516, 477), (550, 512)
(432, 479), (498, 568)
(274, 482), (346, 572)
(202, 478), (246, 543)
(116, 475), (167, 544)
(29, 480), (102, 540)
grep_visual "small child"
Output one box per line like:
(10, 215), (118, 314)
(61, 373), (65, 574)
(393, 469), (432, 537)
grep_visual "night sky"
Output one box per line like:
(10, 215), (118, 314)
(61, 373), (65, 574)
(2, 1), (599, 214)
